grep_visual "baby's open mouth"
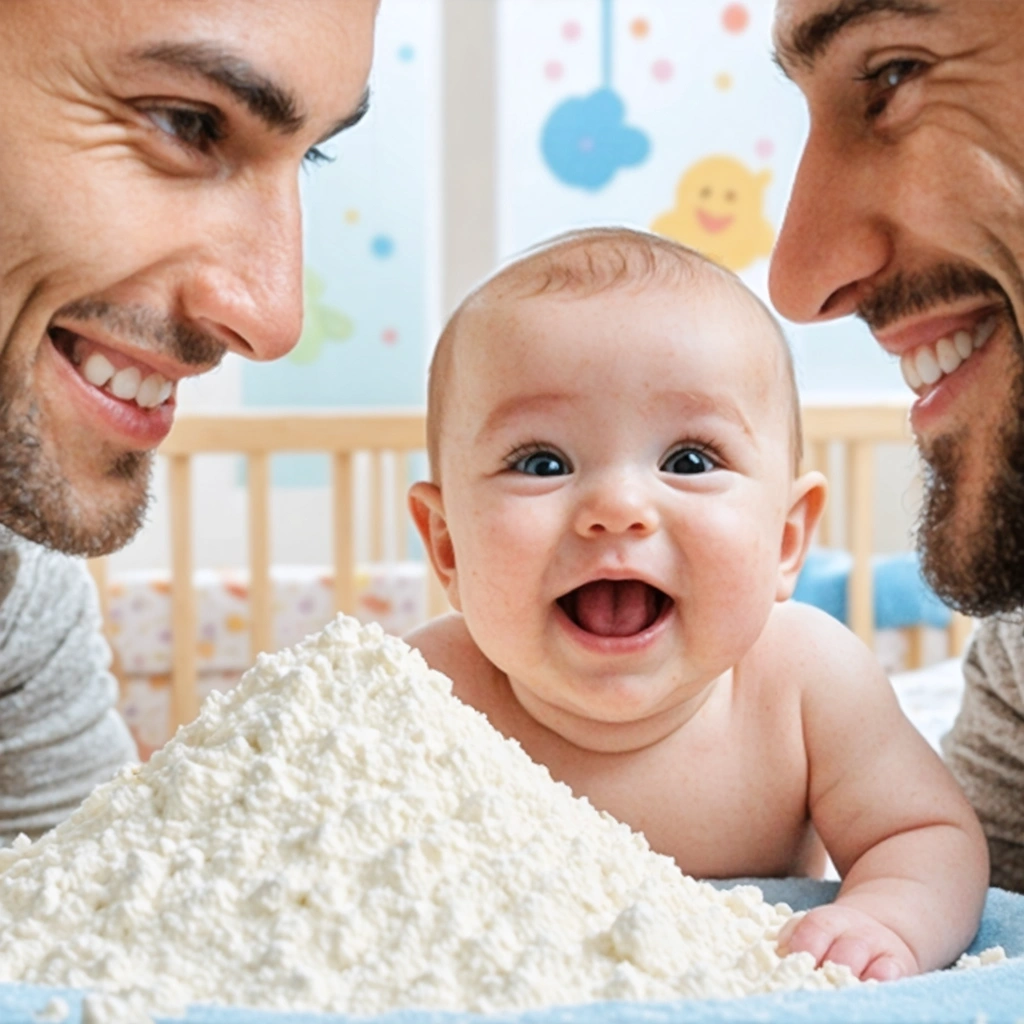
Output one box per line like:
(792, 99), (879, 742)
(557, 580), (672, 638)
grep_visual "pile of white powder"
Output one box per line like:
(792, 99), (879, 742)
(0, 616), (856, 1020)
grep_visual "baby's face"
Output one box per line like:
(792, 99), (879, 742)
(435, 280), (802, 749)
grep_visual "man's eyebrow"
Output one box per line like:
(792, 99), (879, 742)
(129, 42), (370, 141)
(772, 0), (939, 76)
(317, 89), (371, 144)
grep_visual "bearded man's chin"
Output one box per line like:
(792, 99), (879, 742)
(918, 428), (1024, 619)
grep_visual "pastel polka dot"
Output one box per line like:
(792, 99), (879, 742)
(397, 44), (415, 62)
(630, 18), (650, 38)
(714, 71), (733, 90)
(381, 328), (399, 345)
(370, 235), (395, 259)
(562, 20), (582, 41)
(344, 209), (360, 224)
(652, 59), (674, 82)
(722, 3), (749, 33)
(755, 137), (775, 159)
(544, 60), (564, 81)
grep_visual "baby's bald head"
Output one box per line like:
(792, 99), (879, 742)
(426, 228), (802, 481)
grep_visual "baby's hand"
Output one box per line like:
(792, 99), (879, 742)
(777, 904), (919, 981)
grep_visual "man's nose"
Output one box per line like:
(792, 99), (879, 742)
(573, 476), (660, 537)
(769, 126), (892, 324)
(179, 175), (305, 363)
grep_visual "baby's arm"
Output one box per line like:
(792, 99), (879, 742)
(777, 605), (988, 980)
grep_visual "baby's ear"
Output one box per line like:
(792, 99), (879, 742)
(408, 481), (462, 612)
(776, 470), (828, 601)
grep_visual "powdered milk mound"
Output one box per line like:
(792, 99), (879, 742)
(0, 617), (855, 1018)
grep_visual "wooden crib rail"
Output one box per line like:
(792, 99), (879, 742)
(159, 410), (441, 729)
(89, 402), (973, 739)
(801, 398), (973, 660)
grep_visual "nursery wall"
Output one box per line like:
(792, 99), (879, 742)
(110, 0), (920, 577)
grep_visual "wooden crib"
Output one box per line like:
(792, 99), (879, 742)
(91, 410), (446, 733)
(801, 397), (973, 665)
(87, 400), (972, 734)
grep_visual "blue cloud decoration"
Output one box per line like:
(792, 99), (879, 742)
(541, 87), (650, 192)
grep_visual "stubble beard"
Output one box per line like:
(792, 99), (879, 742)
(917, 321), (1024, 619)
(0, 385), (152, 557)
(0, 297), (224, 557)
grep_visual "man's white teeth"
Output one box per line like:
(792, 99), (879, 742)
(80, 352), (172, 408)
(136, 374), (173, 408)
(82, 353), (115, 387)
(915, 347), (941, 386)
(936, 337), (961, 374)
(953, 330), (973, 359)
(899, 315), (998, 393)
(109, 366), (141, 400)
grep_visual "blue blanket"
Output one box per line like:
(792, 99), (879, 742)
(1, 881), (1021, 1024)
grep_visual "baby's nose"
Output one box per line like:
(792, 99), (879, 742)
(574, 483), (659, 537)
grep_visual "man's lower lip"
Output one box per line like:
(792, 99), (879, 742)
(908, 326), (997, 435)
(49, 334), (176, 446)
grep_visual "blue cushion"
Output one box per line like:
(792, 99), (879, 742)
(794, 548), (952, 630)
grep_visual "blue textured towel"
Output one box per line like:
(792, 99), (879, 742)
(1, 882), (1021, 1024)
(794, 548), (953, 631)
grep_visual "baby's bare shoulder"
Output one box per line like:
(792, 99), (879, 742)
(753, 600), (887, 695)
(404, 614), (498, 697)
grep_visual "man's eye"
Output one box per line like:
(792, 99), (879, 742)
(146, 106), (224, 152)
(661, 447), (715, 475)
(511, 450), (570, 476)
(860, 58), (926, 119)
(303, 146), (335, 167)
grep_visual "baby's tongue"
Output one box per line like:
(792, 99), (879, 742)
(571, 580), (657, 637)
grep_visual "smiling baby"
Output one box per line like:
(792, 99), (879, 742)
(405, 227), (987, 983)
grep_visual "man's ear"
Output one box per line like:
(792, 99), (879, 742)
(776, 470), (828, 601)
(408, 481), (461, 612)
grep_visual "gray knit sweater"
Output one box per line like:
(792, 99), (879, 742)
(943, 616), (1024, 893)
(0, 528), (136, 843)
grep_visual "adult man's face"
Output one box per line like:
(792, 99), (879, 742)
(0, 0), (376, 556)
(770, 0), (1024, 616)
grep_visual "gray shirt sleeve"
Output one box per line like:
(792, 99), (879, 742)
(0, 530), (137, 843)
(942, 615), (1024, 893)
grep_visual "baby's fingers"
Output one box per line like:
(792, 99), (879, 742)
(777, 906), (916, 981)
(862, 954), (908, 982)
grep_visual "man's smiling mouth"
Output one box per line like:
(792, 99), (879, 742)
(557, 580), (673, 638)
(899, 314), (998, 394)
(49, 327), (176, 409)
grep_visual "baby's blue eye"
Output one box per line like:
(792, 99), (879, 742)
(514, 451), (569, 476)
(661, 448), (715, 475)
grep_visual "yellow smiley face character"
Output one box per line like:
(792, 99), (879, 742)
(652, 156), (774, 272)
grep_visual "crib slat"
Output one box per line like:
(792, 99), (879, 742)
(86, 557), (109, 622)
(847, 441), (875, 647)
(368, 453), (383, 563)
(394, 452), (409, 560)
(332, 452), (355, 615)
(169, 454), (199, 730)
(248, 452), (273, 660)
(906, 625), (925, 670)
(949, 612), (974, 657)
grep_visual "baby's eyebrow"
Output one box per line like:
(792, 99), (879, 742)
(476, 393), (577, 443)
(656, 390), (755, 439)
